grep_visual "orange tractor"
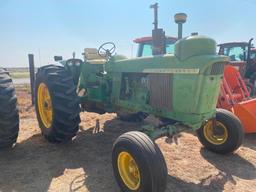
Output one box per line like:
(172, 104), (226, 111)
(218, 40), (256, 133)
(217, 64), (256, 133)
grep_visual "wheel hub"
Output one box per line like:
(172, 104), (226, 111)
(117, 151), (141, 190)
(203, 120), (228, 145)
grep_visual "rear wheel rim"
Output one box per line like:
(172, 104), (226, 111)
(37, 83), (53, 128)
(117, 151), (141, 190)
(203, 120), (228, 145)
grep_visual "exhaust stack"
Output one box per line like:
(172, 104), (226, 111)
(150, 3), (166, 55)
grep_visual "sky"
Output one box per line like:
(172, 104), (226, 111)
(0, 0), (256, 67)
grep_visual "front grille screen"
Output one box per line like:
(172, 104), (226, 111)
(211, 62), (226, 75)
(148, 74), (172, 110)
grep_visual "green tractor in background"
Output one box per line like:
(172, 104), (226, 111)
(34, 4), (244, 192)
(0, 68), (19, 148)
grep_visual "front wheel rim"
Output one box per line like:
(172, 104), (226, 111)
(203, 120), (228, 145)
(117, 151), (141, 190)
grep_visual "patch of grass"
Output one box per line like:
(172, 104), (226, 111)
(10, 72), (30, 79)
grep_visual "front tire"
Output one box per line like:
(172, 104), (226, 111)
(197, 109), (244, 154)
(0, 68), (19, 148)
(35, 65), (80, 143)
(112, 131), (167, 192)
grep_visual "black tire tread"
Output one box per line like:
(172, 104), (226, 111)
(35, 65), (80, 143)
(112, 131), (167, 192)
(0, 68), (19, 148)
(197, 108), (244, 154)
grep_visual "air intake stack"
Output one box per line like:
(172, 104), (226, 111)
(174, 13), (187, 39)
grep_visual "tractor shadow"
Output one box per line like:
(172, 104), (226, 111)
(243, 133), (256, 151)
(167, 172), (229, 192)
(200, 148), (256, 181)
(0, 116), (141, 192)
(0, 116), (255, 192)
(166, 149), (256, 192)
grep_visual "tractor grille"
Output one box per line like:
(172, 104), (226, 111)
(148, 74), (172, 110)
(210, 62), (226, 75)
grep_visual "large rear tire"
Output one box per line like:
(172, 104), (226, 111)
(35, 65), (80, 143)
(0, 68), (19, 148)
(197, 109), (244, 154)
(112, 131), (167, 192)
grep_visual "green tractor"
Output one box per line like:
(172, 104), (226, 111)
(34, 4), (244, 192)
(0, 68), (19, 148)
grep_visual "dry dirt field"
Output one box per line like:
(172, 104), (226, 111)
(0, 88), (255, 192)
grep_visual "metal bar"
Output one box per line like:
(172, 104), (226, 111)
(150, 3), (158, 29)
(178, 23), (183, 39)
(141, 123), (187, 141)
(28, 54), (35, 105)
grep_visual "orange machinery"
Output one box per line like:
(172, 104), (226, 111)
(218, 65), (256, 133)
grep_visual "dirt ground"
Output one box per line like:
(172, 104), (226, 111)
(0, 88), (255, 192)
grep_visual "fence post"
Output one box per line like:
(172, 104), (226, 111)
(28, 54), (35, 105)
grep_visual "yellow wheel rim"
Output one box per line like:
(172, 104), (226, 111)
(203, 120), (228, 145)
(37, 83), (53, 129)
(117, 151), (141, 190)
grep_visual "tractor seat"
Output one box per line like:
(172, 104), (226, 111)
(84, 48), (106, 64)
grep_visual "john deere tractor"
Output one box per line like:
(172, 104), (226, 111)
(0, 68), (19, 148)
(34, 4), (244, 192)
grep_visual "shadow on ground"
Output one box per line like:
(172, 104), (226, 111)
(166, 148), (256, 192)
(244, 133), (256, 151)
(0, 117), (140, 192)
(0, 117), (255, 192)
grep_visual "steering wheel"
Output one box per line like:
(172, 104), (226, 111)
(98, 42), (116, 58)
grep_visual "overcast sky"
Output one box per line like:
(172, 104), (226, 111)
(1, 0), (256, 67)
